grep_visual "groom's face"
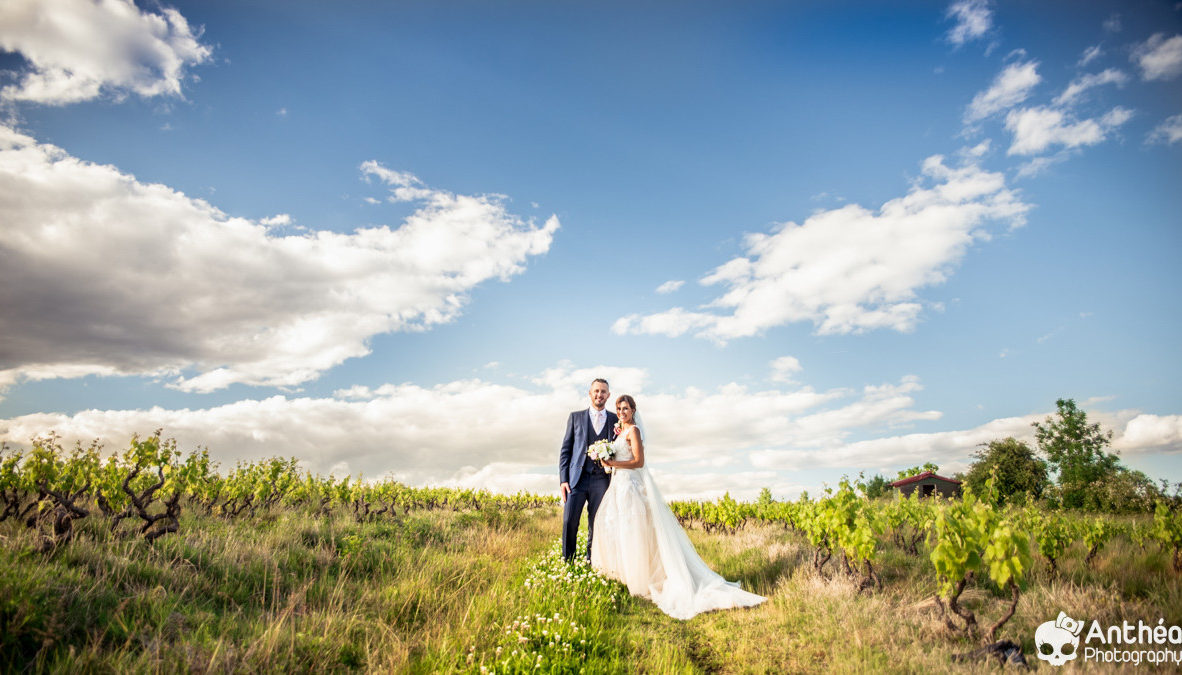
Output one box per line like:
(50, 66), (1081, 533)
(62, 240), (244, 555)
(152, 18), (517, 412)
(589, 382), (609, 410)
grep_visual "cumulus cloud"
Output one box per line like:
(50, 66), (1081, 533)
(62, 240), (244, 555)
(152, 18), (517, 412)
(750, 414), (1036, 471)
(769, 356), (802, 384)
(613, 155), (1029, 342)
(752, 408), (1182, 472)
(655, 280), (685, 294)
(0, 0), (211, 105)
(0, 125), (558, 393)
(1132, 33), (1182, 81)
(1053, 68), (1128, 107)
(1148, 114), (1182, 145)
(530, 361), (650, 398)
(0, 363), (941, 497)
(1004, 105), (1133, 155)
(1116, 414), (1182, 453)
(945, 0), (992, 46)
(259, 213), (292, 228)
(2, 363), (1174, 497)
(965, 61), (1041, 122)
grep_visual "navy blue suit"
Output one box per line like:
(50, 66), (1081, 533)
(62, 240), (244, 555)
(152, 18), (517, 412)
(559, 408), (617, 561)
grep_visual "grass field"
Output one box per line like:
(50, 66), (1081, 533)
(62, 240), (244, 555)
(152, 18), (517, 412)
(2, 503), (1180, 673)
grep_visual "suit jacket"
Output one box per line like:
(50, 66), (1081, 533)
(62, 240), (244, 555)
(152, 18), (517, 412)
(558, 408), (619, 488)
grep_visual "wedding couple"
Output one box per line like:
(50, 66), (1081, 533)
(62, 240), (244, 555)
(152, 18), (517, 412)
(558, 378), (765, 620)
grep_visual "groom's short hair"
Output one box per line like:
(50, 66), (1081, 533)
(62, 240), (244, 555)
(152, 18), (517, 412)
(591, 378), (609, 389)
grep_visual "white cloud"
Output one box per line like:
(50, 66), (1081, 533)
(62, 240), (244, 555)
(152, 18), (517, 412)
(751, 415), (1034, 471)
(1078, 45), (1103, 67)
(613, 155), (1029, 342)
(0, 124), (558, 393)
(1132, 33), (1182, 81)
(0, 365), (934, 497)
(259, 213), (292, 228)
(1053, 68), (1128, 107)
(752, 408), (1182, 472)
(0, 0), (211, 105)
(655, 280), (685, 294)
(2, 364), (1173, 498)
(440, 463), (561, 497)
(648, 471), (795, 502)
(1014, 153), (1069, 179)
(611, 308), (711, 339)
(1103, 14), (1122, 33)
(1116, 415), (1182, 453)
(1005, 106), (1133, 155)
(965, 61), (1041, 122)
(530, 361), (649, 399)
(945, 0), (992, 46)
(1148, 114), (1182, 145)
(959, 140), (992, 159)
(769, 356), (802, 384)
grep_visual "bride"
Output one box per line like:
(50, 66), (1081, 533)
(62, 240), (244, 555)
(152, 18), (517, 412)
(590, 394), (766, 620)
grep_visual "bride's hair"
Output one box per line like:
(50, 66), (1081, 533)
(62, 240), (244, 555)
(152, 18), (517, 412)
(615, 394), (637, 413)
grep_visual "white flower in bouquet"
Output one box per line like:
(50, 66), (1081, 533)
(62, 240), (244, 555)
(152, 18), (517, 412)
(587, 439), (615, 473)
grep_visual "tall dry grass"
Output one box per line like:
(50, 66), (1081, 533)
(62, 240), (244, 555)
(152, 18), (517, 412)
(1, 506), (556, 672)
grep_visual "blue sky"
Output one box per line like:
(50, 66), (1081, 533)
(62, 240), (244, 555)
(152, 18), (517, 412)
(1, 0), (1179, 499)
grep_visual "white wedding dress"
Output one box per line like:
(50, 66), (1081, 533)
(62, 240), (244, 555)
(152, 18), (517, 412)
(590, 421), (766, 620)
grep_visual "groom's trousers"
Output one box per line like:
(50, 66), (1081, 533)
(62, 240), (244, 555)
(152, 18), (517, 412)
(562, 469), (610, 562)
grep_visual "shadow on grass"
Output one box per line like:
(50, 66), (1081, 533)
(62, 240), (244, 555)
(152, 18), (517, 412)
(719, 545), (805, 596)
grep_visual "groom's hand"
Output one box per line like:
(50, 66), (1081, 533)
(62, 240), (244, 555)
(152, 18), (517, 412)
(560, 482), (570, 503)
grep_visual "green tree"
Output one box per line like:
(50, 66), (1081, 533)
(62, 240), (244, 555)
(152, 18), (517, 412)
(1090, 468), (1162, 513)
(1033, 399), (1119, 509)
(863, 474), (891, 500)
(963, 438), (1048, 505)
(895, 463), (939, 481)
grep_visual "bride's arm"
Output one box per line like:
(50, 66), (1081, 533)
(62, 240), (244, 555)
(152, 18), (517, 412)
(606, 427), (644, 469)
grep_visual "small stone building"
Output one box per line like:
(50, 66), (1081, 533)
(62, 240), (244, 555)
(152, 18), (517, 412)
(890, 470), (962, 499)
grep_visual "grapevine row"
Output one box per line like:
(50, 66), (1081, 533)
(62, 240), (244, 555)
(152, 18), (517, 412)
(670, 479), (1181, 644)
(0, 431), (557, 552)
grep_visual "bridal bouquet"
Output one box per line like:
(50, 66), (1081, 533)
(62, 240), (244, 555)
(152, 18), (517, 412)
(587, 439), (615, 473)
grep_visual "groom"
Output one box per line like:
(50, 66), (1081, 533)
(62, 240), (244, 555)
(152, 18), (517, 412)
(558, 378), (617, 562)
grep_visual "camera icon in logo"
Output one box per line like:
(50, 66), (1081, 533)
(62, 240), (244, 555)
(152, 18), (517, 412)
(1035, 611), (1084, 666)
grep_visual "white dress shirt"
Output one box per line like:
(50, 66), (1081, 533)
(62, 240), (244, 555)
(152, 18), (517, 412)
(589, 407), (607, 435)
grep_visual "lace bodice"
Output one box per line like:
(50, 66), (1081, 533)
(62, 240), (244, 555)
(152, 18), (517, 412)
(612, 427), (638, 462)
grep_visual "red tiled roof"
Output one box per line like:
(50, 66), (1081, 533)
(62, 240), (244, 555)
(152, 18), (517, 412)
(890, 470), (962, 488)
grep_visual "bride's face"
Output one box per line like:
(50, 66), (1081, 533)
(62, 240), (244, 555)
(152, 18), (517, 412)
(616, 401), (633, 423)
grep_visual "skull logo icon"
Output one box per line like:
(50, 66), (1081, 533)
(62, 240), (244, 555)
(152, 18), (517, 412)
(1035, 611), (1085, 666)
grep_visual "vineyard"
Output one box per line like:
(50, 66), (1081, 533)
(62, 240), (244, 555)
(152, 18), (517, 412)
(0, 432), (553, 553)
(2, 432), (1181, 672)
(671, 480), (1182, 648)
